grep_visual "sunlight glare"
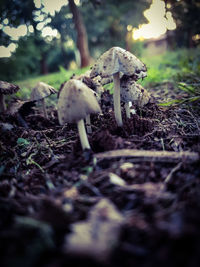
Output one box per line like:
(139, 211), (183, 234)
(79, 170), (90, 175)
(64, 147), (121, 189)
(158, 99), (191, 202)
(4, 25), (27, 41)
(42, 0), (68, 15)
(34, 0), (41, 8)
(28, 25), (34, 33)
(132, 0), (176, 40)
(42, 27), (58, 38)
(3, 19), (9, 25)
(1, 0), (68, 58)
(192, 34), (200, 41)
(36, 22), (45, 31)
(0, 43), (17, 58)
(127, 25), (133, 32)
(74, 0), (81, 6)
(34, 13), (45, 22)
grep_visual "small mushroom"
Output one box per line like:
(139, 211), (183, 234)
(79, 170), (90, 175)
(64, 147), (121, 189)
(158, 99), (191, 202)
(120, 76), (151, 118)
(30, 82), (56, 119)
(0, 81), (20, 112)
(69, 71), (102, 134)
(57, 79), (101, 150)
(90, 47), (147, 126)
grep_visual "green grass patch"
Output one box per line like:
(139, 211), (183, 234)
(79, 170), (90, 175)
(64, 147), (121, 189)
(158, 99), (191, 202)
(15, 66), (90, 100)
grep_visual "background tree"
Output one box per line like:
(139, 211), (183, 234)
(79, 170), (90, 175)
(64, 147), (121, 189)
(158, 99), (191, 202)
(0, 0), (151, 80)
(0, 0), (51, 75)
(166, 0), (200, 47)
(81, 0), (150, 55)
(68, 0), (91, 67)
(0, 35), (41, 81)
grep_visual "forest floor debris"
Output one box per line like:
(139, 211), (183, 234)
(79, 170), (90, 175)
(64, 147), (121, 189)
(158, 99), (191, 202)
(0, 87), (200, 267)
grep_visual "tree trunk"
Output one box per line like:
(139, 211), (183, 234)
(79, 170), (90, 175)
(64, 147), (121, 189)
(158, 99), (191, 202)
(40, 54), (48, 75)
(61, 36), (68, 68)
(68, 0), (91, 68)
(125, 30), (132, 51)
(188, 29), (194, 48)
(32, 26), (49, 75)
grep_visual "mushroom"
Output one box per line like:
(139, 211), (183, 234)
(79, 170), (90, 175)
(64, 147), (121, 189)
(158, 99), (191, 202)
(120, 76), (151, 118)
(57, 79), (101, 150)
(30, 82), (57, 119)
(69, 71), (102, 134)
(58, 79), (100, 134)
(0, 81), (19, 112)
(90, 46), (147, 126)
(71, 70), (104, 95)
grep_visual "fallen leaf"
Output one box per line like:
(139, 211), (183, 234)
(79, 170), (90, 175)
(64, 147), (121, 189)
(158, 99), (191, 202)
(64, 198), (125, 261)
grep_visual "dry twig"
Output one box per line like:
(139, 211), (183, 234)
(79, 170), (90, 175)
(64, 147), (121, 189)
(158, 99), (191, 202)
(95, 149), (199, 163)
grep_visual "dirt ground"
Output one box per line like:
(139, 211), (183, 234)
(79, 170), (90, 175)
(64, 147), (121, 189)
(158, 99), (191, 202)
(0, 84), (200, 267)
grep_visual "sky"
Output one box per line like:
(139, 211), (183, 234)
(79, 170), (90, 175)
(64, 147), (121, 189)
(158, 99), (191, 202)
(132, 0), (176, 40)
(0, 0), (68, 57)
(0, 0), (176, 58)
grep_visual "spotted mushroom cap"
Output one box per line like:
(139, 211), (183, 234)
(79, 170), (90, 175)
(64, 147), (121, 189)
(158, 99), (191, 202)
(57, 79), (101, 124)
(120, 77), (150, 107)
(90, 46), (147, 80)
(30, 82), (57, 101)
(0, 81), (19, 95)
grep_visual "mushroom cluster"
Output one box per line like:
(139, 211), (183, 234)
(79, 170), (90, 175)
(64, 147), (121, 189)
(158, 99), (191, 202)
(90, 46), (147, 126)
(2, 46), (150, 151)
(56, 46), (151, 151)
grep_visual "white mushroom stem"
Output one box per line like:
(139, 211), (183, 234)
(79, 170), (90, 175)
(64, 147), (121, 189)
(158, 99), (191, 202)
(125, 102), (131, 118)
(77, 119), (91, 150)
(0, 94), (6, 112)
(85, 114), (92, 134)
(113, 72), (123, 127)
(41, 98), (48, 119)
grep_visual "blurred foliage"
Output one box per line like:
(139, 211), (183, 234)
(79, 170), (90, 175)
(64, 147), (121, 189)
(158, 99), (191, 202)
(0, 34), (76, 81)
(140, 47), (200, 107)
(130, 41), (145, 58)
(166, 0), (200, 47)
(48, 5), (76, 69)
(1, 0), (200, 84)
(140, 47), (200, 87)
(0, 35), (41, 81)
(81, 0), (150, 55)
(14, 66), (90, 103)
(0, 0), (150, 81)
(0, 0), (37, 46)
